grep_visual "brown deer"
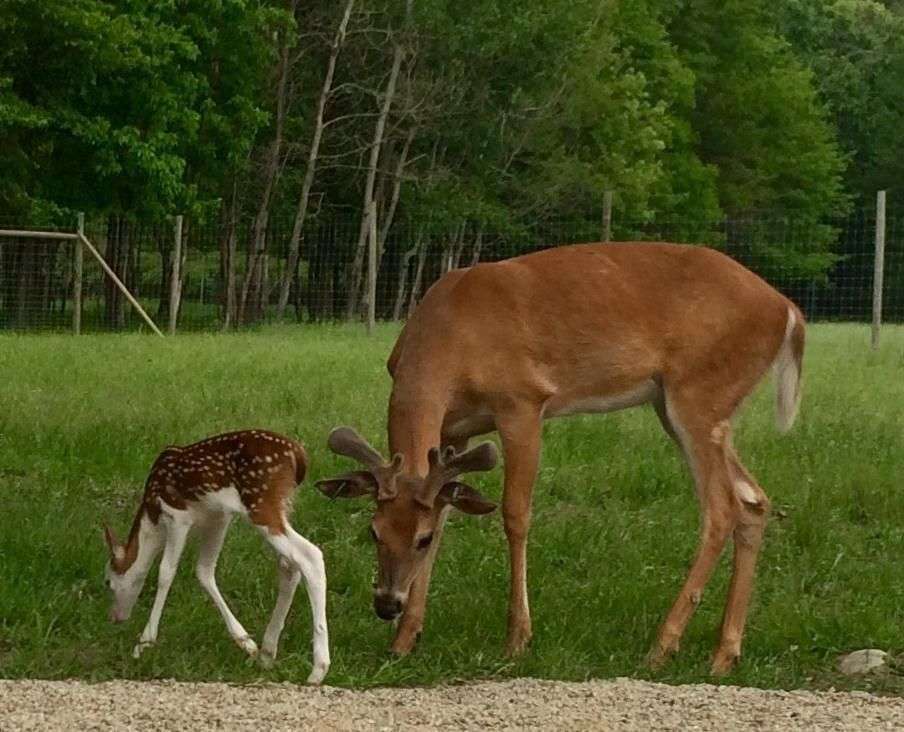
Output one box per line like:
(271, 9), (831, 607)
(317, 242), (805, 674)
(102, 430), (329, 684)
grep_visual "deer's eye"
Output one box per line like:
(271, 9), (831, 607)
(416, 533), (433, 551)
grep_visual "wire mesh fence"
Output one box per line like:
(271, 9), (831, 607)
(1, 206), (901, 333)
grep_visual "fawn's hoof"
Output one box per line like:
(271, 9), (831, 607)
(236, 635), (259, 657)
(132, 641), (154, 659)
(307, 660), (330, 685)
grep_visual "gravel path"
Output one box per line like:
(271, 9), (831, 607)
(2, 677), (903, 731)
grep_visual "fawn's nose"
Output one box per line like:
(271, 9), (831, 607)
(373, 593), (403, 621)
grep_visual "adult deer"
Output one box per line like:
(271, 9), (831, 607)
(102, 430), (329, 684)
(318, 243), (805, 674)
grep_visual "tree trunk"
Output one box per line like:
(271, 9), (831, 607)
(103, 216), (131, 329)
(392, 231), (422, 321)
(345, 36), (405, 319)
(376, 124), (416, 273)
(441, 221), (466, 275)
(407, 235), (428, 318)
(220, 207), (238, 331)
(470, 230), (484, 266)
(276, 0), (356, 319)
(450, 221), (467, 270)
(240, 2), (294, 324)
(15, 241), (30, 328)
(156, 228), (172, 322)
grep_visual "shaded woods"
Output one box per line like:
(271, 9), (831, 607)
(1, 1), (903, 328)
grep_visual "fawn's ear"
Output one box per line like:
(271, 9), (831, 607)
(437, 482), (498, 515)
(103, 524), (124, 560)
(315, 471), (378, 499)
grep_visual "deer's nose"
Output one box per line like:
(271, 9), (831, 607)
(373, 593), (402, 621)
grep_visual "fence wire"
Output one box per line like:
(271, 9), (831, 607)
(1, 209), (901, 332)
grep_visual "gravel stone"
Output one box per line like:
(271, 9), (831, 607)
(2, 677), (904, 731)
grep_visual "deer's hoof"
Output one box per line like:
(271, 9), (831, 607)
(389, 630), (421, 657)
(504, 627), (532, 658)
(710, 647), (740, 676)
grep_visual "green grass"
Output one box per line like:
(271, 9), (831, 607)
(1, 323), (903, 692)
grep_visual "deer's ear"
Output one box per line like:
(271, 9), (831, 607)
(315, 471), (378, 500)
(438, 482), (497, 515)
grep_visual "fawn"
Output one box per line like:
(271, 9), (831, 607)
(102, 429), (329, 684)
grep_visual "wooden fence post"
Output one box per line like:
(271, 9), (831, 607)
(169, 215), (183, 335)
(367, 201), (378, 335)
(871, 191), (886, 350)
(602, 190), (613, 242)
(73, 213), (84, 334)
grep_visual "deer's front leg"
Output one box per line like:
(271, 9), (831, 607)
(390, 435), (467, 656)
(195, 515), (257, 657)
(390, 506), (451, 656)
(134, 518), (190, 658)
(497, 407), (542, 657)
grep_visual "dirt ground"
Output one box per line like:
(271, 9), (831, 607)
(2, 677), (904, 731)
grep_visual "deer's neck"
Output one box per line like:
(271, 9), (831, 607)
(122, 508), (165, 580)
(388, 386), (447, 476)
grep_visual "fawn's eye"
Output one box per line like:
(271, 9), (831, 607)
(416, 533), (433, 551)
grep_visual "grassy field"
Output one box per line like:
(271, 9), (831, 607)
(1, 323), (903, 692)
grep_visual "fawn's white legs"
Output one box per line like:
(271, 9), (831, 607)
(259, 525), (330, 684)
(260, 555), (302, 667)
(133, 518), (190, 658)
(194, 515), (258, 656)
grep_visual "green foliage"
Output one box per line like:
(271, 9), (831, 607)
(778, 0), (904, 201)
(2, 0), (899, 277)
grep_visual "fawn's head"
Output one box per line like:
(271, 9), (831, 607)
(102, 525), (147, 623)
(316, 427), (498, 621)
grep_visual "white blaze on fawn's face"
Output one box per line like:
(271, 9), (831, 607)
(105, 557), (143, 623)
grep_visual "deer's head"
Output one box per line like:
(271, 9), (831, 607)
(102, 525), (145, 623)
(316, 427), (498, 621)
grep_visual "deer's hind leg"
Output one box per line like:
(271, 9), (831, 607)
(711, 431), (770, 673)
(649, 377), (771, 675)
(257, 518), (329, 684)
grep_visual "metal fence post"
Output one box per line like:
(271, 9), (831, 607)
(169, 215), (183, 335)
(871, 191), (886, 350)
(73, 213), (84, 335)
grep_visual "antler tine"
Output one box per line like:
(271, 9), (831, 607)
(327, 427), (387, 471)
(445, 441), (498, 476)
(427, 441), (499, 486)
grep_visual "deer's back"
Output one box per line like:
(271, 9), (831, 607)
(141, 430), (307, 518)
(390, 243), (795, 399)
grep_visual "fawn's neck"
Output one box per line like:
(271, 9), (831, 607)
(121, 507), (165, 579)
